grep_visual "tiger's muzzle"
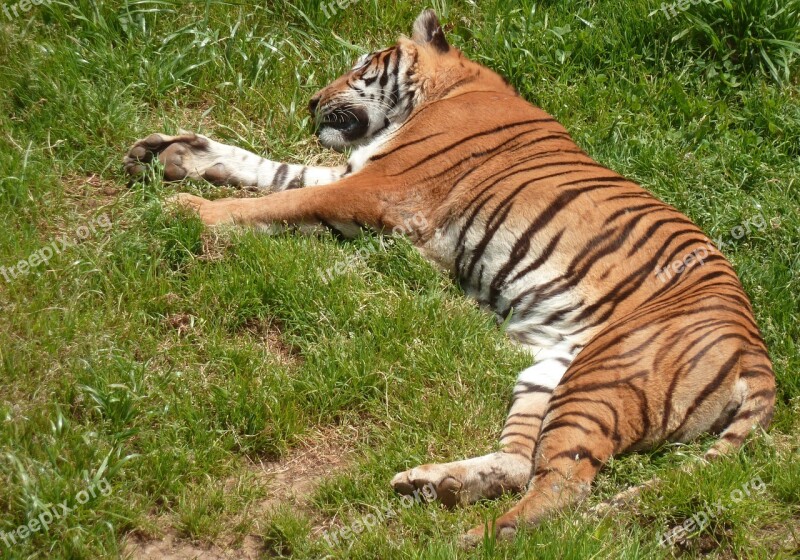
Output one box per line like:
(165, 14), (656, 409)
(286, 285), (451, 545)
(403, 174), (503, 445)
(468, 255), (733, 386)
(309, 96), (370, 149)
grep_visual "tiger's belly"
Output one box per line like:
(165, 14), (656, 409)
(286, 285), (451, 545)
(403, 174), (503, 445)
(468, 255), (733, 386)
(418, 221), (597, 357)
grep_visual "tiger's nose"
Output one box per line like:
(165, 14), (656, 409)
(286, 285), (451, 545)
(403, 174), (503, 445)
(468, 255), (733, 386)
(308, 96), (320, 116)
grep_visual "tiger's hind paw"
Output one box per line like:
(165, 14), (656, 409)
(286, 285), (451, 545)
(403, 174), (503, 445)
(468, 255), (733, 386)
(391, 452), (531, 509)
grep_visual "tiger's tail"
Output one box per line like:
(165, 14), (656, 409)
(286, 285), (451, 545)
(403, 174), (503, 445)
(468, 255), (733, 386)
(704, 350), (776, 460)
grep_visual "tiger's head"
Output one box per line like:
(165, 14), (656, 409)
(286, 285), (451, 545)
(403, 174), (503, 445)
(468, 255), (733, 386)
(309, 10), (511, 152)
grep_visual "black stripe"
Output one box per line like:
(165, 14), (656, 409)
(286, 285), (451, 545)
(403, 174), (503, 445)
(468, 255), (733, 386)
(506, 449), (533, 459)
(500, 431), (537, 442)
(412, 132), (572, 183)
(391, 118), (558, 174)
(287, 168), (304, 190)
(507, 412), (544, 420)
(548, 411), (611, 437)
(626, 217), (699, 257)
(273, 164), (289, 189)
(539, 420), (592, 436)
(389, 52), (400, 107)
(316, 216), (346, 240)
(379, 51), (391, 87)
(548, 370), (649, 406)
(487, 182), (623, 307)
(513, 382), (553, 395)
(548, 446), (604, 468)
(448, 147), (588, 195)
(562, 234), (713, 329)
(534, 466), (567, 478)
(435, 72), (479, 98)
(721, 432), (746, 443)
(503, 420), (539, 428)
(661, 332), (752, 433)
(740, 366), (773, 379)
(669, 351), (743, 438)
(748, 388), (776, 401)
(547, 397), (622, 447)
(369, 132), (445, 161)
(505, 228), (565, 285)
(602, 202), (666, 225)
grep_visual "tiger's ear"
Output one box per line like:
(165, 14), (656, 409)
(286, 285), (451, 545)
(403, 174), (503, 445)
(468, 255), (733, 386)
(412, 9), (449, 53)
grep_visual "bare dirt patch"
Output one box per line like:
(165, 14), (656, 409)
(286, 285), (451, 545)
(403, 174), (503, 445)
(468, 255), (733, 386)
(239, 317), (302, 368)
(251, 425), (356, 514)
(124, 531), (262, 560)
(197, 229), (234, 262)
(60, 173), (121, 218)
(753, 516), (800, 556)
(44, 173), (122, 243)
(163, 313), (198, 337)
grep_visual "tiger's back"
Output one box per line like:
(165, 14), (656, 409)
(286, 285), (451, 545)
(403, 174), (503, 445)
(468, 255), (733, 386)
(362, 81), (774, 460)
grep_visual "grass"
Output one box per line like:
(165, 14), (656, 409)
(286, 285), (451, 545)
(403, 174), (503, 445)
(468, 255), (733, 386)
(0, 0), (798, 558)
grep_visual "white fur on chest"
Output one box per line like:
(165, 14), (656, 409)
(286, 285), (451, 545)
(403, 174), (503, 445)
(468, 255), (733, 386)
(346, 126), (399, 173)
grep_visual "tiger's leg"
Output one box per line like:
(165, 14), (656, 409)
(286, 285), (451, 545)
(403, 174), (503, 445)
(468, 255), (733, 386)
(171, 189), (576, 511)
(391, 346), (575, 507)
(124, 132), (347, 190)
(589, 348), (777, 515)
(462, 300), (775, 545)
(460, 337), (640, 544)
(165, 175), (416, 242)
(460, 402), (616, 544)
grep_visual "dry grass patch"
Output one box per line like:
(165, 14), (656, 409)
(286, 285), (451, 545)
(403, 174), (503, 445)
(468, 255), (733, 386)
(252, 425), (357, 515)
(123, 426), (357, 559)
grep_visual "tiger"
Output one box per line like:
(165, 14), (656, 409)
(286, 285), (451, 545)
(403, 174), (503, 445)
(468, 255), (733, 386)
(123, 9), (776, 545)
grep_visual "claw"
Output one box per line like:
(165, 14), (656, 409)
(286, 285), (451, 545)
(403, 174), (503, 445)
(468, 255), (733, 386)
(390, 471), (416, 495)
(459, 521), (516, 549)
(165, 193), (205, 213)
(458, 532), (483, 549)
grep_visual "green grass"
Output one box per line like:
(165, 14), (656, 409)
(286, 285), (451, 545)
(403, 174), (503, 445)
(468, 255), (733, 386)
(0, 0), (798, 558)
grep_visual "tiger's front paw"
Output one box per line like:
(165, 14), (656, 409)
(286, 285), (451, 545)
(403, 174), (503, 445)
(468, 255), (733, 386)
(459, 521), (516, 548)
(165, 194), (239, 227)
(124, 132), (211, 182)
(166, 192), (207, 213)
